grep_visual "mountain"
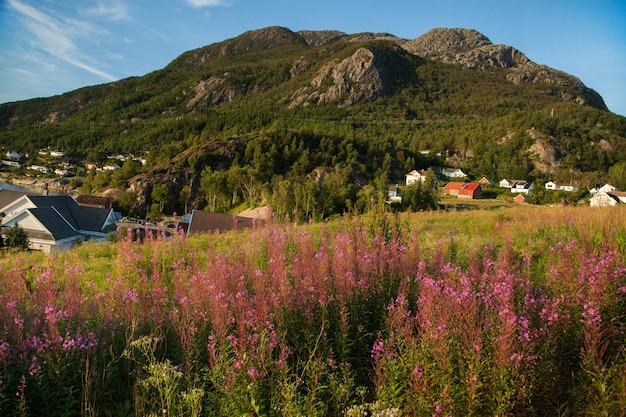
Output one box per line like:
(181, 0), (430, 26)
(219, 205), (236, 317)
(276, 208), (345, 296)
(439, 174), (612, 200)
(0, 26), (625, 218)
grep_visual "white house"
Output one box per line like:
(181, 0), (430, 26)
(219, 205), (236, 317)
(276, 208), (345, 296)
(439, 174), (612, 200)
(405, 169), (428, 185)
(434, 167), (467, 178)
(545, 181), (579, 192)
(499, 179), (526, 188)
(28, 165), (52, 174)
(0, 192), (117, 253)
(510, 181), (534, 194)
(589, 192), (620, 207)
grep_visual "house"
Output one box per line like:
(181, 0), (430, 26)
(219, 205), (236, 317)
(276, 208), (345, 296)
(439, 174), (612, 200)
(499, 179), (526, 188)
(510, 181), (534, 194)
(545, 181), (579, 192)
(5, 151), (20, 160)
(387, 186), (402, 203)
(185, 210), (264, 237)
(1, 160), (21, 168)
(443, 182), (482, 199)
(513, 194), (529, 204)
(0, 193), (117, 253)
(478, 177), (495, 186)
(433, 167), (467, 179)
(589, 192), (621, 207)
(102, 164), (121, 171)
(405, 169), (429, 185)
(28, 165), (52, 174)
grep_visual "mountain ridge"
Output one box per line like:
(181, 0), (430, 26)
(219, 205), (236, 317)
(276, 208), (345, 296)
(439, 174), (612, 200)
(0, 26), (625, 219)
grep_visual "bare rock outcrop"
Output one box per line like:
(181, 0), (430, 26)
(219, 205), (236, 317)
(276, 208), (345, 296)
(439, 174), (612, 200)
(186, 74), (242, 108)
(289, 47), (388, 108)
(526, 128), (561, 173)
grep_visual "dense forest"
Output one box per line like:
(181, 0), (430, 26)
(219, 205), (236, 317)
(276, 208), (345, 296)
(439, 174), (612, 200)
(1, 27), (625, 220)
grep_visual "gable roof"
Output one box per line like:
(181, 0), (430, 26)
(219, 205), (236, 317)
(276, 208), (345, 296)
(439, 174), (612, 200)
(0, 189), (34, 211)
(27, 195), (114, 233)
(28, 207), (79, 240)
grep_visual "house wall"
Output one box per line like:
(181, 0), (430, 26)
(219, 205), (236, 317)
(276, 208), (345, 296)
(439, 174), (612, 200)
(590, 193), (618, 207)
(0, 197), (35, 220)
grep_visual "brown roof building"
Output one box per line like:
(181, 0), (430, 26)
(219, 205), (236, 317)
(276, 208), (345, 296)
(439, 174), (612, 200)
(185, 210), (265, 237)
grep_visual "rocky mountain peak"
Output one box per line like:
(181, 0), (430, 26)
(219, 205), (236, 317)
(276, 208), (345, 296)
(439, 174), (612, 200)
(296, 30), (346, 46)
(404, 28), (492, 58)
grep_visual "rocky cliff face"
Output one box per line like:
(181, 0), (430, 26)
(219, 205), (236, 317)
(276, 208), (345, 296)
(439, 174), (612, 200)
(289, 46), (390, 108)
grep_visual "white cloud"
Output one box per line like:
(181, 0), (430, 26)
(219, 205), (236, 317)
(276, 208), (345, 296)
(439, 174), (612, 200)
(80, 0), (131, 21)
(183, 0), (231, 8)
(7, 0), (117, 81)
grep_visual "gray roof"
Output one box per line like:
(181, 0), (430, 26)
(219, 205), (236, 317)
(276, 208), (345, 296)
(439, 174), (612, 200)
(28, 207), (79, 241)
(0, 189), (33, 212)
(28, 195), (112, 233)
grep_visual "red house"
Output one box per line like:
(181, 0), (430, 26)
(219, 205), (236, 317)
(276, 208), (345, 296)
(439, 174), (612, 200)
(443, 182), (482, 199)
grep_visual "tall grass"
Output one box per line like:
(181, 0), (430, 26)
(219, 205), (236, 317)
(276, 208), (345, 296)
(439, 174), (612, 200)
(1, 206), (625, 416)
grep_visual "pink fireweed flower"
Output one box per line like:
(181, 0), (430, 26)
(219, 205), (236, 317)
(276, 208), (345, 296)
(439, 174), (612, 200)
(581, 301), (602, 327)
(371, 338), (385, 360)
(28, 355), (41, 375)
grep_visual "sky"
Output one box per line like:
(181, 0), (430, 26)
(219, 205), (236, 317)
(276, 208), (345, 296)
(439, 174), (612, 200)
(1, 0), (625, 117)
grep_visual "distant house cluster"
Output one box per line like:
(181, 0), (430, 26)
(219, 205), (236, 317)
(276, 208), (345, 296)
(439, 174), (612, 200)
(0, 148), (147, 178)
(0, 189), (117, 253)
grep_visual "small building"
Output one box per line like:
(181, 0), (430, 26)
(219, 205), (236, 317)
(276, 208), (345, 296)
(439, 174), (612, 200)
(499, 179), (526, 188)
(28, 165), (52, 174)
(510, 181), (534, 194)
(443, 182), (482, 199)
(5, 151), (20, 160)
(545, 181), (579, 192)
(589, 192), (620, 207)
(405, 169), (429, 185)
(185, 210), (265, 237)
(478, 176), (495, 186)
(434, 167), (467, 179)
(387, 186), (402, 203)
(513, 194), (529, 204)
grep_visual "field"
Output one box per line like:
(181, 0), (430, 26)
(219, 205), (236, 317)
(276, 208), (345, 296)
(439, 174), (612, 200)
(1, 205), (626, 416)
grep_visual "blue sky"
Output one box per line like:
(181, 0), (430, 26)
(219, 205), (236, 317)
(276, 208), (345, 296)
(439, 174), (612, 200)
(1, 0), (625, 117)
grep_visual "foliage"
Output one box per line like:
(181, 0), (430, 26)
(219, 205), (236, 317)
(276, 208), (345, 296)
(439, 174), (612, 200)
(1, 206), (626, 416)
(2, 224), (29, 251)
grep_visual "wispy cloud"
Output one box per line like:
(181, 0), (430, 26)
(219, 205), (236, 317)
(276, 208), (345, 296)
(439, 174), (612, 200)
(7, 0), (117, 81)
(183, 0), (231, 8)
(80, 0), (131, 21)
(142, 25), (174, 43)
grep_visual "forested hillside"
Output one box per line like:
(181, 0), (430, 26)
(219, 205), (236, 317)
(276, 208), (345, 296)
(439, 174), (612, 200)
(1, 26), (625, 220)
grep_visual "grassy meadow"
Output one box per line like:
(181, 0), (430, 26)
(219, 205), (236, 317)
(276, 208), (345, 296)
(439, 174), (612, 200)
(1, 205), (626, 416)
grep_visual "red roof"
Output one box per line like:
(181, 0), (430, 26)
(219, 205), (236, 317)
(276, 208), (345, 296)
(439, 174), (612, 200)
(444, 182), (482, 198)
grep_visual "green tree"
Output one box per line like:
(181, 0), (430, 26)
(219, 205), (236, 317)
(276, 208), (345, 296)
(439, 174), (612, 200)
(3, 224), (29, 250)
(151, 184), (170, 213)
